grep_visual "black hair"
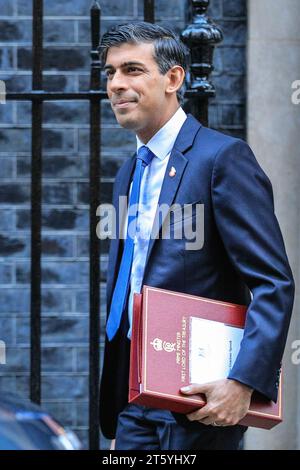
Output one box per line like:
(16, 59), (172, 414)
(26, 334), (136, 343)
(98, 21), (189, 103)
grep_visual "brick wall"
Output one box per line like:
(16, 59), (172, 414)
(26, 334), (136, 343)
(208, 0), (247, 137)
(0, 0), (246, 449)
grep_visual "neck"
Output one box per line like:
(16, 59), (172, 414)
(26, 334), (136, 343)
(137, 103), (180, 144)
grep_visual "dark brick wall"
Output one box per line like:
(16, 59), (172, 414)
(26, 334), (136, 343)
(0, 0), (246, 449)
(207, 0), (247, 138)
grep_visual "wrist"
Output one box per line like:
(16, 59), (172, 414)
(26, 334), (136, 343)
(228, 378), (254, 395)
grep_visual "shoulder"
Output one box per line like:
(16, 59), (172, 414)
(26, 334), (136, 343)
(187, 119), (252, 172)
(187, 122), (270, 184)
(191, 122), (258, 168)
(193, 124), (245, 156)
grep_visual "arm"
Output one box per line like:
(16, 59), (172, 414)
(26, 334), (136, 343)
(211, 139), (294, 401)
(181, 139), (294, 426)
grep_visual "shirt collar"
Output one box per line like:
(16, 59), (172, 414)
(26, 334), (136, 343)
(136, 107), (187, 161)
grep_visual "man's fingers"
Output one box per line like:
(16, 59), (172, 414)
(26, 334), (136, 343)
(186, 404), (211, 422)
(180, 383), (210, 395)
(187, 407), (229, 426)
(197, 416), (216, 426)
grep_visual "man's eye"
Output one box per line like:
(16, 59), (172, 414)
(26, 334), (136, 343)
(128, 67), (141, 73)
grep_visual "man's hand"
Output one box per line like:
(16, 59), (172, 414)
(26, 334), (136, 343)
(180, 378), (253, 426)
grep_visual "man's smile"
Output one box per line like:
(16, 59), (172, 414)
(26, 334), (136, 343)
(113, 101), (137, 109)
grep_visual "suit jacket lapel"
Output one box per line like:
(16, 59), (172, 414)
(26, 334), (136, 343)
(107, 113), (202, 306)
(143, 113), (202, 273)
(106, 154), (136, 308)
(143, 149), (188, 269)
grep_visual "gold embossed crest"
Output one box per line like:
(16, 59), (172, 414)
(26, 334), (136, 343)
(150, 338), (176, 353)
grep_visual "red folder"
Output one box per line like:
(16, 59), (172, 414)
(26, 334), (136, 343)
(129, 285), (282, 429)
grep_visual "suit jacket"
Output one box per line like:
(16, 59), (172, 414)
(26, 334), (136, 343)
(99, 114), (295, 439)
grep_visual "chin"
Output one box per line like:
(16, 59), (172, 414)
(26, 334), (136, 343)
(116, 115), (139, 130)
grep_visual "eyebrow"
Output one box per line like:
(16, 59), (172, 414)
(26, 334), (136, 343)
(103, 61), (146, 71)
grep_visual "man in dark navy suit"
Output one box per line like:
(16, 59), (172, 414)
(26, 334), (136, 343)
(98, 22), (294, 450)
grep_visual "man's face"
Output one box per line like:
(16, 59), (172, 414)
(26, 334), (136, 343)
(104, 42), (172, 140)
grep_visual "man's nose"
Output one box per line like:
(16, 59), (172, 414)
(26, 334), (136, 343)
(108, 71), (128, 92)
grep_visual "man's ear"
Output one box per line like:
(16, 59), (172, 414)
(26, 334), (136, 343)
(165, 65), (185, 95)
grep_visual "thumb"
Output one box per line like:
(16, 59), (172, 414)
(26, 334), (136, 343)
(180, 383), (210, 395)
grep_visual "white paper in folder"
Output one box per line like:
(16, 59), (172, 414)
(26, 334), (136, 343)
(189, 317), (244, 384)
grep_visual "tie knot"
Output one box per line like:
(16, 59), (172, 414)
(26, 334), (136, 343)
(137, 145), (156, 167)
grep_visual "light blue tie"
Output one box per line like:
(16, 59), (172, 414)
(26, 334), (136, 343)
(106, 146), (156, 341)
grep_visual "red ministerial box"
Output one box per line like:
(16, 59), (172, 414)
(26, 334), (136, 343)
(129, 285), (282, 429)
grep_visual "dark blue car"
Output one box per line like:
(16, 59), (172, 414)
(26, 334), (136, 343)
(0, 394), (82, 450)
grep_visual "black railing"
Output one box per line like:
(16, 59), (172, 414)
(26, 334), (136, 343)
(5, 0), (221, 450)
(30, 0), (43, 408)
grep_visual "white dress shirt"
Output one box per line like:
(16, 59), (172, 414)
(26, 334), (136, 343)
(124, 106), (187, 338)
